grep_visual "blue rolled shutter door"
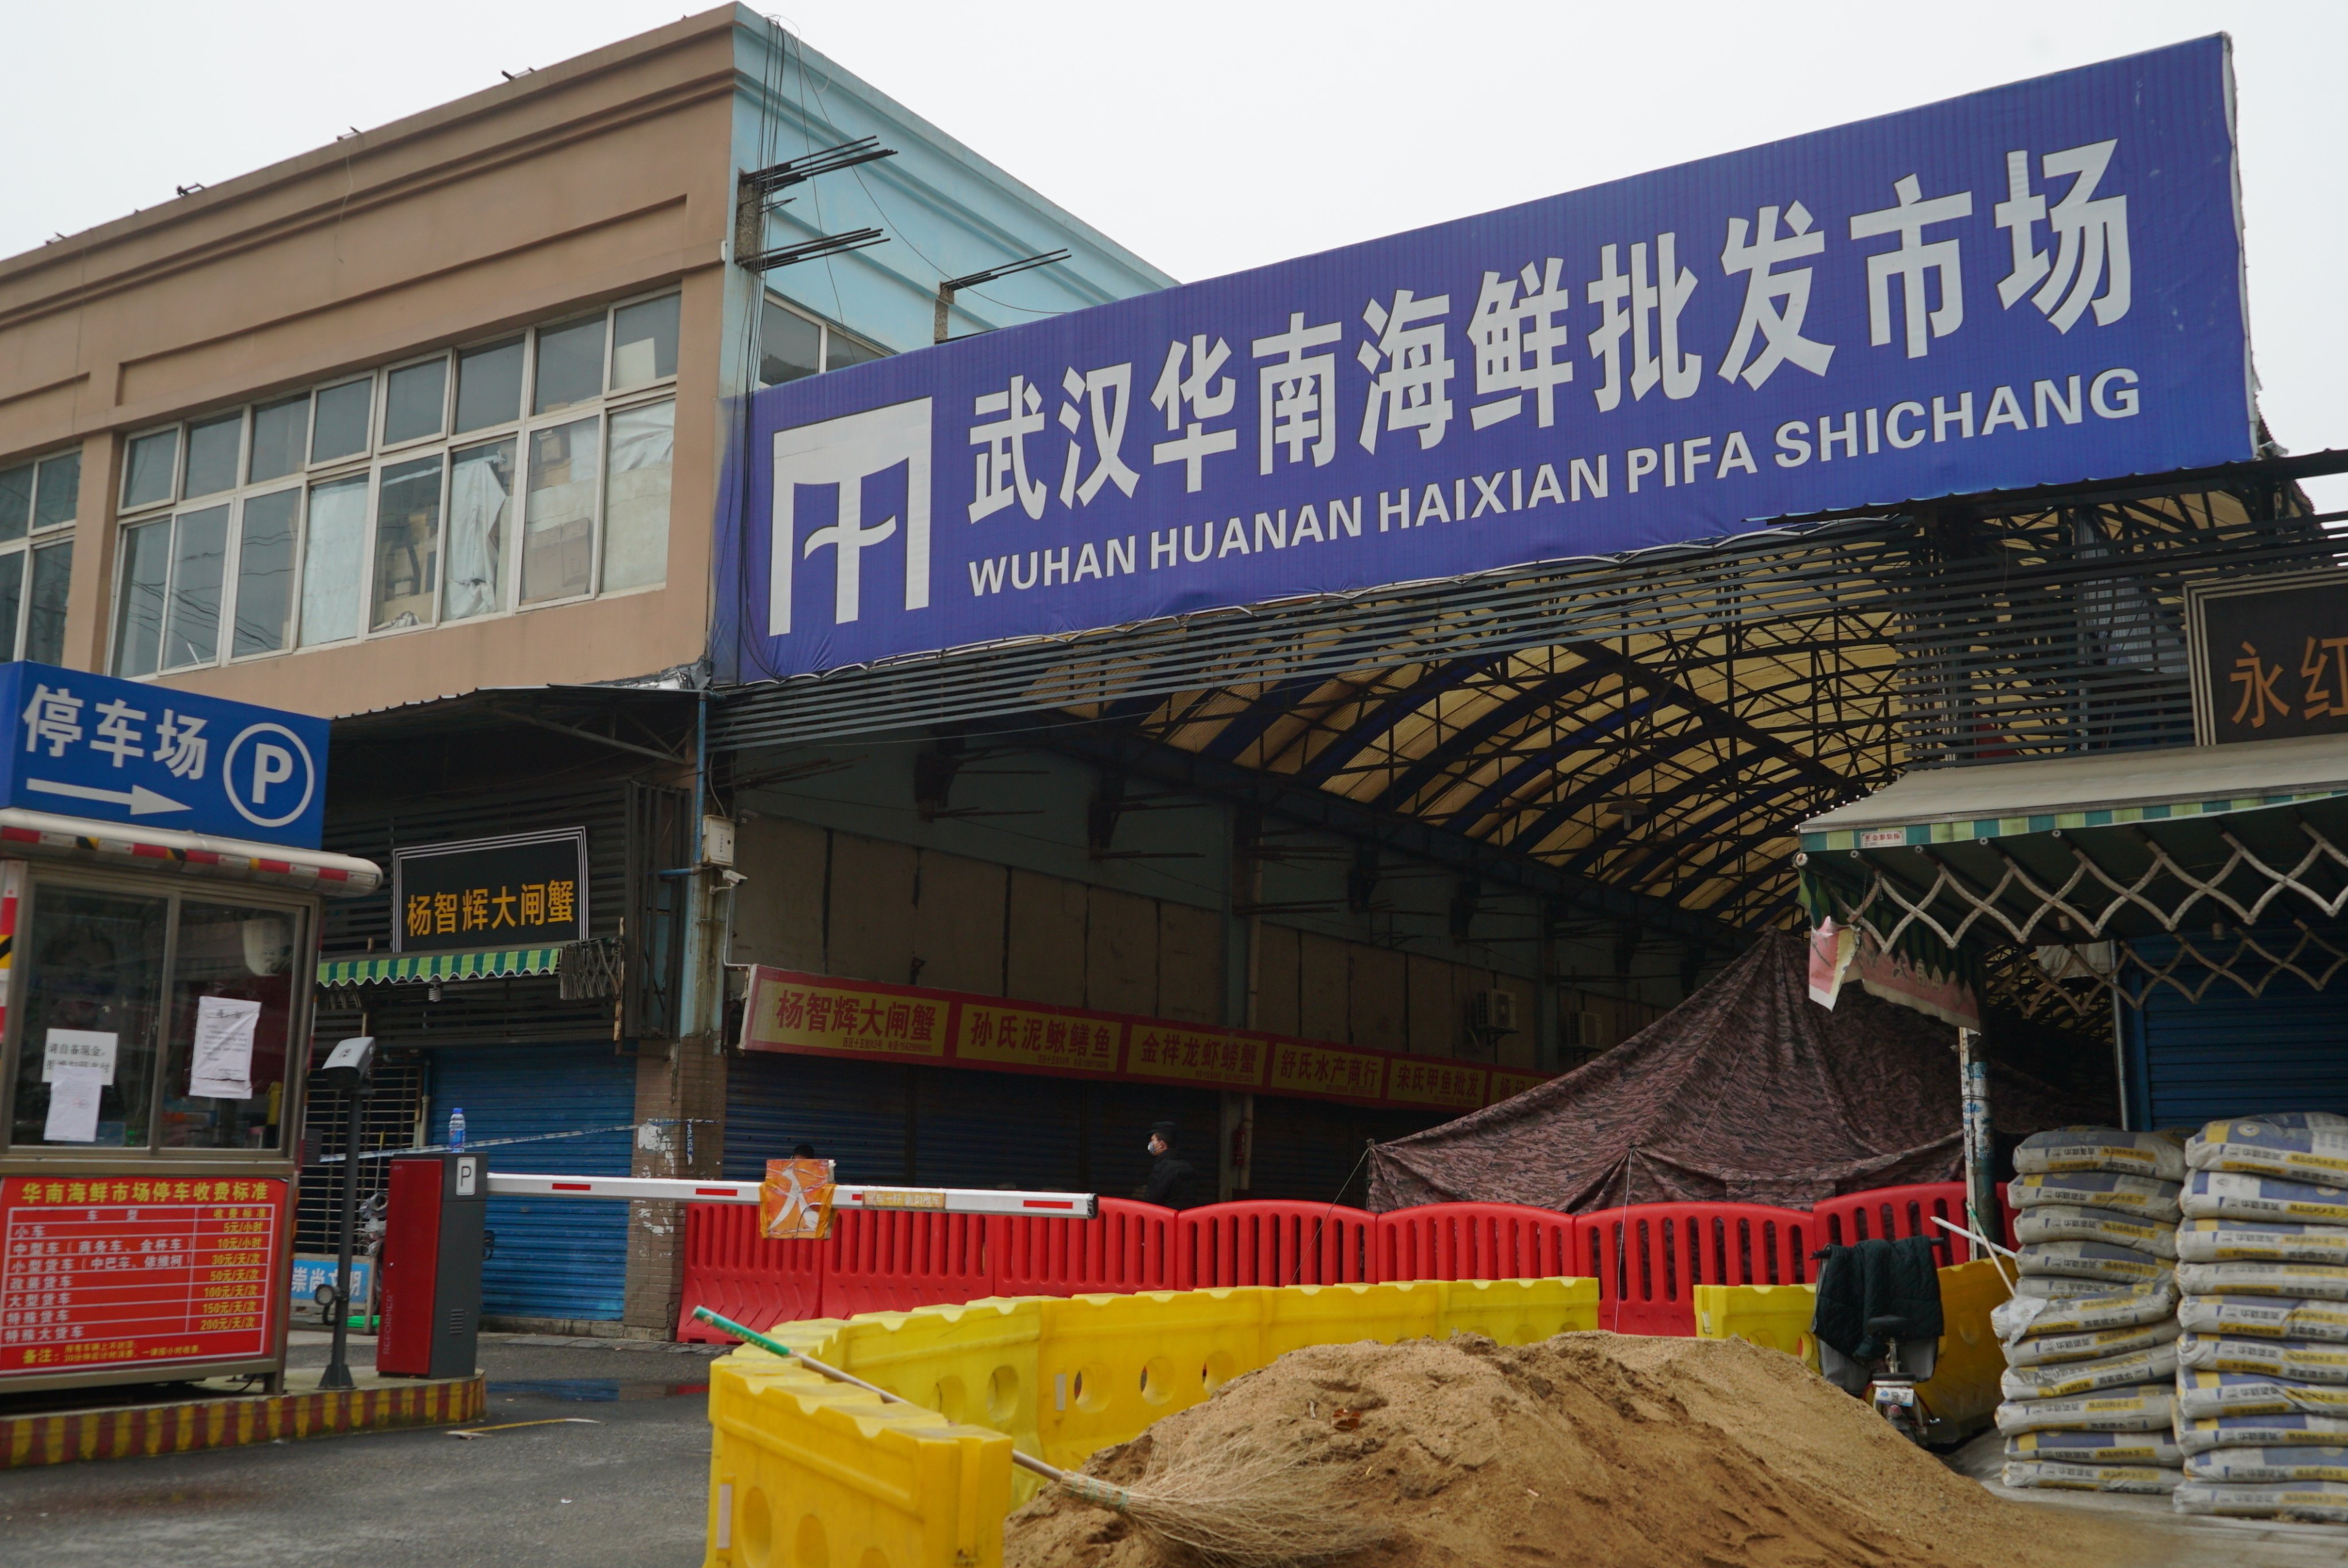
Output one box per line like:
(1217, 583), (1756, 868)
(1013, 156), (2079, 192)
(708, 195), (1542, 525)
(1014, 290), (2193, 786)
(432, 1045), (635, 1321)
(725, 1053), (911, 1182)
(2123, 945), (2348, 1129)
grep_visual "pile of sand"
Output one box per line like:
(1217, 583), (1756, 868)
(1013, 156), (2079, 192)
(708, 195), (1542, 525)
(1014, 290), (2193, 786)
(1004, 1332), (2165, 1568)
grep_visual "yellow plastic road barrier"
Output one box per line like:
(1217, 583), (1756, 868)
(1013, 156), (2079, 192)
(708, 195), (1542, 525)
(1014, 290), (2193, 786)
(703, 1275), (1597, 1567)
(1693, 1259), (2012, 1427)
(705, 1349), (1013, 1568)
(1920, 1258), (2013, 1426)
(1693, 1281), (1822, 1368)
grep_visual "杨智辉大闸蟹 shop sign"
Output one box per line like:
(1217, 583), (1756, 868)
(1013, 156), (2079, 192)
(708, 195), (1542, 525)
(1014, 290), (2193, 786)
(392, 829), (588, 953)
(721, 37), (2253, 683)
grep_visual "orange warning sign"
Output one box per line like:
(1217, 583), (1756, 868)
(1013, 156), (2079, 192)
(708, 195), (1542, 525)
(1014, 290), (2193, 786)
(758, 1158), (837, 1241)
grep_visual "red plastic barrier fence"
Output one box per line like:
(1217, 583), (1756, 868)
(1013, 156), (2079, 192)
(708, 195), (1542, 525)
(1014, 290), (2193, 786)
(1812, 1182), (1967, 1268)
(993, 1198), (1175, 1296)
(1373, 1202), (1575, 1282)
(673, 1184), (2010, 1339)
(1583, 1202), (1815, 1336)
(674, 1200), (825, 1343)
(823, 1207), (995, 1318)
(1173, 1201), (1377, 1288)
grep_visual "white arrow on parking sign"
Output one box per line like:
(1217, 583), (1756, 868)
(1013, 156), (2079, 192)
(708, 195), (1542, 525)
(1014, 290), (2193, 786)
(26, 779), (189, 815)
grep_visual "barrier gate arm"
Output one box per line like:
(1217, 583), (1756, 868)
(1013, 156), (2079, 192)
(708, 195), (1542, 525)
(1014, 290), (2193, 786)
(484, 1172), (1099, 1217)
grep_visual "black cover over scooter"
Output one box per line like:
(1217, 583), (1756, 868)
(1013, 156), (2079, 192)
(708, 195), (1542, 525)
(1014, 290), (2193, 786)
(1813, 1235), (1944, 1367)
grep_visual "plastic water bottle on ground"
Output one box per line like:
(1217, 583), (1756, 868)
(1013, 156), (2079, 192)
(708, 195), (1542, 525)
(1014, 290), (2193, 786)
(448, 1108), (466, 1150)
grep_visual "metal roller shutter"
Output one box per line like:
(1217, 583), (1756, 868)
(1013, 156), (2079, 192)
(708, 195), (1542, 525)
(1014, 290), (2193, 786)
(908, 1070), (1086, 1193)
(431, 1044), (635, 1321)
(1248, 1095), (1448, 1205)
(2122, 943), (2348, 1129)
(725, 1053), (912, 1183)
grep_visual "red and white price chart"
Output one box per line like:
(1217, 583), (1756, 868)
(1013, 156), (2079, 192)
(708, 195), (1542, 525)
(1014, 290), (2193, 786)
(1, 1174), (288, 1378)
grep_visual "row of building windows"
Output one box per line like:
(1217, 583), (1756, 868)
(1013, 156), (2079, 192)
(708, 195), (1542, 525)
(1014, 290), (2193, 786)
(0, 453), (77, 664)
(111, 294), (681, 677)
(6, 286), (881, 681)
(757, 295), (885, 387)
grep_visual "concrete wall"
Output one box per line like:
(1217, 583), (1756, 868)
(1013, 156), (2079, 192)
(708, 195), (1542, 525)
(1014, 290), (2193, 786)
(729, 817), (1228, 1024)
(730, 812), (1572, 1067)
(721, 730), (1681, 1069)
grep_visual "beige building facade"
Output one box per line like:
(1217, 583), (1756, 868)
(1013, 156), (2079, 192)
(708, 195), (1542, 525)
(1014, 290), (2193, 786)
(0, 6), (1164, 718)
(0, 9), (1638, 1336)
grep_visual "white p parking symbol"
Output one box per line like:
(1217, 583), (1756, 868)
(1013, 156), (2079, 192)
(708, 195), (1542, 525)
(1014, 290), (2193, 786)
(251, 744), (294, 804)
(223, 723), (317, 830)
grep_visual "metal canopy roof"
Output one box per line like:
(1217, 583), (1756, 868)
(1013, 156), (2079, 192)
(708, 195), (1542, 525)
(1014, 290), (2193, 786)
(717, 464), (2335, 945)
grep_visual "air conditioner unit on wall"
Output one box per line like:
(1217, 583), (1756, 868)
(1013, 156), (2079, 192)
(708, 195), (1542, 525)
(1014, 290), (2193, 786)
(1562, 1010), (1607, 1053)
(1468, 989), (1519, 1035)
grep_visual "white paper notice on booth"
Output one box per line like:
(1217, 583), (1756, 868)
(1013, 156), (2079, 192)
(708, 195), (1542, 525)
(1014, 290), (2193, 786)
(45, 1063), (103, 1142)
(189, 995), (261, 1100)
(42, 1028), (117, 1084)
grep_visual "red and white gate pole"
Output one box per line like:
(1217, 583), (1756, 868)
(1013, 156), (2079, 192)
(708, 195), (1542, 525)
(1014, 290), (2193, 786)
(483, 1172), (1098, 1218)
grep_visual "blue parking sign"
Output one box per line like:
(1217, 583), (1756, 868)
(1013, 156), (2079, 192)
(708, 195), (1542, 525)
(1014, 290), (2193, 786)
(0, 662), (330, 849)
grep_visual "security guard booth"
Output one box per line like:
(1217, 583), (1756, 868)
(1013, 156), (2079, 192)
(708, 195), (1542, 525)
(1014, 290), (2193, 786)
(0, 662), (378, 1398)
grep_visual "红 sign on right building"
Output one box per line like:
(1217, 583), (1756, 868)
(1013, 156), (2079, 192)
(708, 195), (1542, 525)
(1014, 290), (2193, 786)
(2190, 570), (2348, 745)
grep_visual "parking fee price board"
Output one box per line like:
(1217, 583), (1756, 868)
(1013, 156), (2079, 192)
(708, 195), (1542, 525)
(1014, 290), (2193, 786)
(0, 1175), (288, 1377)
(0, 660), (330, 849)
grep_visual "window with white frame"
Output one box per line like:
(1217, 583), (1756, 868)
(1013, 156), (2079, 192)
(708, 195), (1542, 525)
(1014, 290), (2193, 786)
(111, 290), (681, 678)
(0, 451), (79, 664)
(756, 294), (886, 388)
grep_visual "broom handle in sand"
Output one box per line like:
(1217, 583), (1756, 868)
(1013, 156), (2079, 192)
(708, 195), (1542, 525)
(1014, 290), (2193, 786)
(692, 1307), (1086, 1492)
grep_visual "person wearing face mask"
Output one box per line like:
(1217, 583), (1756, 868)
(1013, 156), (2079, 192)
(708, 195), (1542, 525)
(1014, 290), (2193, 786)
(1138, 1120), (1198, 1209)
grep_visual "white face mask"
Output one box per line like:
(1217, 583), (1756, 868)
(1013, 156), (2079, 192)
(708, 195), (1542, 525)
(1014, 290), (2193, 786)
(1148, 1139), (1165, 1156)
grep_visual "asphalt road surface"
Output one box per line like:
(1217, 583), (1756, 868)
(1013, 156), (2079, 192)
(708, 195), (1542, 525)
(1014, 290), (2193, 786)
(0, 1335), (722, 1567)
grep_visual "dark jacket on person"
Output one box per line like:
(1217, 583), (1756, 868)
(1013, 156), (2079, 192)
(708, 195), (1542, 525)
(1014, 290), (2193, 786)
(1142, 1152), (1199, 1209)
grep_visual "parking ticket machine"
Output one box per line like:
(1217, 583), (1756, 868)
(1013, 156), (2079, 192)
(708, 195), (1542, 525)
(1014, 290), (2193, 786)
(377, 1152), (486, 1379)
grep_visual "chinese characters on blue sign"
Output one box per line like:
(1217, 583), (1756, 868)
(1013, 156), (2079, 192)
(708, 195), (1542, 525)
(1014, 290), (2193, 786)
(718, 38), (2252, 683)
(0, 662), (329, 848)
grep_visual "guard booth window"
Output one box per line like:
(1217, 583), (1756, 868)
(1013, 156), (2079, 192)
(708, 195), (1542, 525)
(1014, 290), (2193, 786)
(159, 902), (299, 1149)
(5, 877), (309, 1152)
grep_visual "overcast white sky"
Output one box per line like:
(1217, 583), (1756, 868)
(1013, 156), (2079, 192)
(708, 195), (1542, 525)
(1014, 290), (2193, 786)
(4, 1), (2341, 506)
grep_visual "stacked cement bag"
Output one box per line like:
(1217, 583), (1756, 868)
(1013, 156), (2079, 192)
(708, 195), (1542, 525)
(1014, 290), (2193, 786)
(2175, 1114), (2348, 1522)
(1995, 1128), (2186, 1493)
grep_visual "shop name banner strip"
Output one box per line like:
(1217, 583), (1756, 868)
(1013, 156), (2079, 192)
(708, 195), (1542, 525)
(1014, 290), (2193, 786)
(736, 965), (1549, 1111)
(720, 38), (2248, 681)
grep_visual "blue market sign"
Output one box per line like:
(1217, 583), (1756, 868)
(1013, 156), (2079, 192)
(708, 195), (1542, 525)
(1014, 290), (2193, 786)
(718, 38), (2253, 683)
(0, 662), (329, 849)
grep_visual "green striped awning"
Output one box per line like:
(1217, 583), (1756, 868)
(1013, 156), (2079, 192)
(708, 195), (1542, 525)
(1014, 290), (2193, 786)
(318, 948), (564, 987)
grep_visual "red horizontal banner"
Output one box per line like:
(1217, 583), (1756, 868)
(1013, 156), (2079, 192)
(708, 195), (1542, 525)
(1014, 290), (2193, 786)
(738, 966), (1549, 1112)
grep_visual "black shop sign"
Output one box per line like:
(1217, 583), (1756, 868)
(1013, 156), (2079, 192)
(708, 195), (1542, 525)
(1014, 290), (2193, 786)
(2191, 570), (2348, 745)
(392, 830), (588, 953)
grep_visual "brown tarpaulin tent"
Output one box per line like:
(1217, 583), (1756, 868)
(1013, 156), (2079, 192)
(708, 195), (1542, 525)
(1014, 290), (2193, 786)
(1367, 931), (2095, 1213)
